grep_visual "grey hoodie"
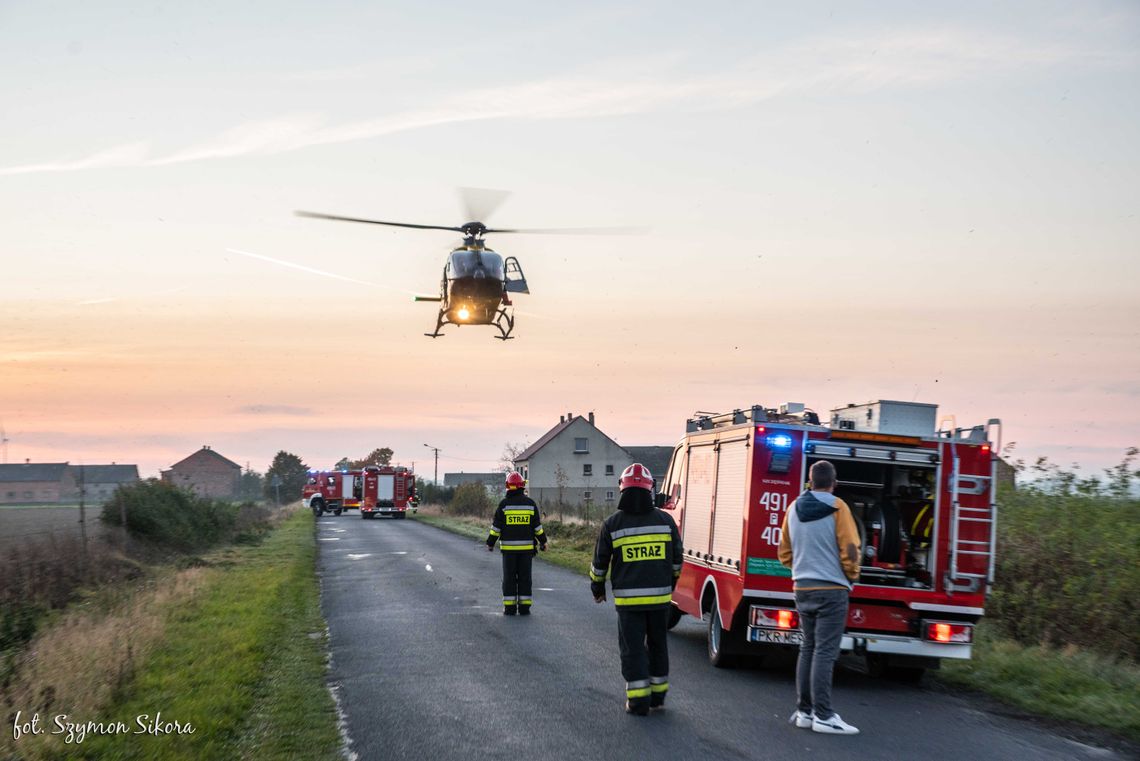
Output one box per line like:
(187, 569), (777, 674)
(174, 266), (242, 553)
(785, 490), (854, 590)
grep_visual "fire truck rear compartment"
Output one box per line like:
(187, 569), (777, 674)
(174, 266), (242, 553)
(806, 456), (938, 591)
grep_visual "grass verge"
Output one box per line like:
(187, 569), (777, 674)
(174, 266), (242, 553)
(936, 622), (1140, 743)
(412, 510), (597, 576)
(18, 509), (340, 760)
(414, 510), (1139, 747)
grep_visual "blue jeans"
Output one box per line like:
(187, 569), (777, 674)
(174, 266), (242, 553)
(794, 588), (849, 720)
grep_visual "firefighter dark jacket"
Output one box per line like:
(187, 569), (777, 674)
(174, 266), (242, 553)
(486, 492), (547, 552)
(590, 489), (683, 610)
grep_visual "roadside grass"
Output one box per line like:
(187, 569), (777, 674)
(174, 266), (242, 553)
(412, 509), (597, 576)
(414, 509), (1139, 745)
(937, 623), (1140, 742)
(25, 509), (339, 761)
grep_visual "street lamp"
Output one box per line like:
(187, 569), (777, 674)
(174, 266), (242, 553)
(423, 444), (441, 485)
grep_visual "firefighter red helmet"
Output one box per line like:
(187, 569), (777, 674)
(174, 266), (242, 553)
(619, 463), (654, 492)
(505, 471), (526, 491)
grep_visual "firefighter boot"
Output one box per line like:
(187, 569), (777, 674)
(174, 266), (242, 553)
(624, 699), (650, 716)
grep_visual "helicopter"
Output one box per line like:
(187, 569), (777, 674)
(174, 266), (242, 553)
(296, 212), (528, 339)
(295, 189), (633, 340)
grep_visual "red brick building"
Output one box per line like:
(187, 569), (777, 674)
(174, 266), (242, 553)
(161, 446), (242, 499)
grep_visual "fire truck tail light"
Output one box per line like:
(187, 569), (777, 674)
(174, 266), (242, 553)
(923, 621), (973, 643)
(751, 606), (799, 630)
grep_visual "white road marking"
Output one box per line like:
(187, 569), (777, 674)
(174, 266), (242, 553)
(347, 554), (372, 560)
(425, 564), (433, 572)
(319, 537), (341, 541)
(537, 588), (555, 591)
(388, 551), (408, 555)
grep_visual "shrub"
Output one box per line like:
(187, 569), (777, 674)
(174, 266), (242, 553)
(450, 482), (493, 518)
(990, 452), (1140, 660)
(100, 480), (268, 552)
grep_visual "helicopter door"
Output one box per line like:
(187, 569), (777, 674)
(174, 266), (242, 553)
(504, 256), (530, 294)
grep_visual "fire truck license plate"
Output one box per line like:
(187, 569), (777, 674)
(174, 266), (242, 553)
(751, 629), (803, 645)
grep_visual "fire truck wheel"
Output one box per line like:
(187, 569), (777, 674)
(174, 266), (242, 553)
(312, 501), (325, 517)
(334, 509), (342, 516)
(707, 605), (741, 669)
(397, 512), (407, 519)
(667, 605), (684, 630)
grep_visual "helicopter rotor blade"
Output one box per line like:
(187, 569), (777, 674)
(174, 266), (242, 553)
(457, 187), (511, 224)
(295, 210), (463, 233)
(482, 225), (647, 236)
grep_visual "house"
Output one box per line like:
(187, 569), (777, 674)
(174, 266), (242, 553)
(0, 461), (76, 504)
(74, 464), (140, 504)
(161, 446), (241, 499)
(0, 461), (142, 505)
(443, 472), (503, 492)
(513, 412), (674, 510)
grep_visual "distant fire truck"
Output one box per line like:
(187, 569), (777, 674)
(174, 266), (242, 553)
(303, 466), (417, 519)
(358, 465), (416, 519)
(661, 400), (1000, 679)
(302, 470), (361, 517)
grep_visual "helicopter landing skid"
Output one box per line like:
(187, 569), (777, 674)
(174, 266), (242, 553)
(493, 307), (515, 340)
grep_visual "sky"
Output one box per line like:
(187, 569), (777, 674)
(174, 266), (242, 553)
(1, 1), (1137, 482)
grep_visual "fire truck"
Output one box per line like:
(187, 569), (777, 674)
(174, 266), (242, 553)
(302, 470), (362, 516)
(661, 400), (1000, 679)
(358, 465), (417, 519)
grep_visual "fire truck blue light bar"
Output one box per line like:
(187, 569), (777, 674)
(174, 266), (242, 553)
(767, 434), (793, 449)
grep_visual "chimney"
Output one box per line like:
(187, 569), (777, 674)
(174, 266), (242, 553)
(588, 411), (595, 426)
(567, 411), (573, 421)
(25, 458), (30, 465)
(560, 415), (565, 424)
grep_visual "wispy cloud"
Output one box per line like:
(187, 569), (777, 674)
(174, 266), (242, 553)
(236, 404), (313, 416)
(1, 26), (1131, 177)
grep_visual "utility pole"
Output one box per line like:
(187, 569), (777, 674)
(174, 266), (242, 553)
(77, 464), (89, 569)
(423, 444), (441, 485)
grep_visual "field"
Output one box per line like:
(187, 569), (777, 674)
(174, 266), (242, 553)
(0, 504), (112, 551)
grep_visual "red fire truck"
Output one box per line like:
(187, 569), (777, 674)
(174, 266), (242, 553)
(302, 470), (362, 516)
(359, 465), (417, 519)
(662, 400), (1000, 679)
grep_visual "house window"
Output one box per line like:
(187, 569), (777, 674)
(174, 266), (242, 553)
(583, 464), (592, 476)
(605, 465), (614, 476)
(584, 491), (592, 501)
(606, 490), (615, 501)
(574, 438), (589, 453)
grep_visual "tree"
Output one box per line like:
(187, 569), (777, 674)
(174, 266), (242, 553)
(239, 466), (265, 502)
(333, 457), (352, 470)
(499, 441), (529, 474)
(348, 448), (394, 468)
(553, 463), (569, 521)
(415, 477), (454, 507)
(264, 451), (309, 504)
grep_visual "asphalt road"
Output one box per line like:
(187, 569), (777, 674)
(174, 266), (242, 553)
(318, 515), (1126, 761)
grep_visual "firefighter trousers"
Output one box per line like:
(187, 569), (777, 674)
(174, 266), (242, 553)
(501, 552), (534, 608)
(617, 608), (670, 708)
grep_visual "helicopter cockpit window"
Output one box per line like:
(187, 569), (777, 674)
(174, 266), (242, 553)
(448, 250), (504, 281)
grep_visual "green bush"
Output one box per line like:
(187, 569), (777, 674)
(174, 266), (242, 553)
(990, 451), (1140, 660)
(449, 482), (493, 518)
(100, 480), (256, 552)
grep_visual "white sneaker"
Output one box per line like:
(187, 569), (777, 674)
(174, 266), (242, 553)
(812, 712), (860, 735)
(788, 709), (813, 729)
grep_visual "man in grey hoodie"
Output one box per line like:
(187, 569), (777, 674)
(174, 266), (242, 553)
(778, 460), (862, 735)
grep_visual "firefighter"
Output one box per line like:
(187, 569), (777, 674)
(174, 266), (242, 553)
(590, 463), (683, 715)
(486, 472), (547, 615)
